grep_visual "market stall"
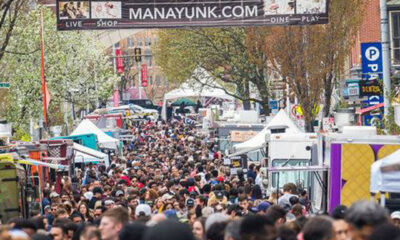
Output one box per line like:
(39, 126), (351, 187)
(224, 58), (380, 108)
(161, 68), (234, 120)
(231, 109), (302, 154)
(71, 119), (120, 151)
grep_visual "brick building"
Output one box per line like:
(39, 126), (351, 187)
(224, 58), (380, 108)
(111, 30), (173, 105)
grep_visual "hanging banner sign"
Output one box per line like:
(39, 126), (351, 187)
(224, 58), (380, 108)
(56, 0), (329, 30)
(115, 48), (124, 74)
(141, 64), (148, 87)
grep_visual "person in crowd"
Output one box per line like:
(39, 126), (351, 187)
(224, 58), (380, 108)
(391, 211), (400, 228)
(278, 183), (297, 211)
(302, 216), (335, 240)
(50, 220), (69, 240)
(331, 205), (349, 240)
(345, 200), (388, 240)
(240, 215), (276, 240)
(193, 218), (206, 240)
(224, 220), (241, 240)
(119, 222), (147, 240)
(99, 207), (129, 240)
(2, 118), (400, 240)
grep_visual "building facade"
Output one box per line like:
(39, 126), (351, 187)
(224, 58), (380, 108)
(111, 30), (172, 105)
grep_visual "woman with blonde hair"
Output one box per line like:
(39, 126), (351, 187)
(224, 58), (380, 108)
(152, 198), (165, 214)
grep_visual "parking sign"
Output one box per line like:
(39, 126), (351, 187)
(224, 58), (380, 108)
(361, 42), (383, 79)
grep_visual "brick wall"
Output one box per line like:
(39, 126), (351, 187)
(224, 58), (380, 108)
(350, 0), (381, 70)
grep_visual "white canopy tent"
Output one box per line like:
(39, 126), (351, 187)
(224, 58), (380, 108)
(370, 149), (400, 193)
(71, 119), (119, 150)
(161, 68), (235, 120)
(73, 143), (110, 167)
(231, 109), (302, 154)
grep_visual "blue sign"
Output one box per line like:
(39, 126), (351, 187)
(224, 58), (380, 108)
(269, 100), (279, 115)
(361, 42), (383, 80)
(364, 115), (383, 127)
(367, 95), (383, 106)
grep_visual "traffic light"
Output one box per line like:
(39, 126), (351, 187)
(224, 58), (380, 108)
(134, 48), (141, 62)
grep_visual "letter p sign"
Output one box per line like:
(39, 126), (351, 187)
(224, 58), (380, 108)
(365, 46), (380, 61)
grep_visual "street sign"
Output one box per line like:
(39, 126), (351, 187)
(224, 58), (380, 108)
(360, 43), (384, 126)
(347, 83), (360, 97)
(359, 79), (382, 97)
(56, 0), (329, 30)
(361, 42), (383, 80)
(0, 82), (10, 88)
(269, 100), (279, 115)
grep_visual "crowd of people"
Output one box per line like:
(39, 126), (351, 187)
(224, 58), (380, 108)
(1, 119), (400, 240)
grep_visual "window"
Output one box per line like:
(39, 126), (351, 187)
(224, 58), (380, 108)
(145, 49), (152, 67)
(153, 37), (158, 45)
(391, 11), (400, 65)
(271, 159), (310, 189)
(137, 37), (142, 46)
(127, 37), (134, 48)
(145, 37), (152, 46)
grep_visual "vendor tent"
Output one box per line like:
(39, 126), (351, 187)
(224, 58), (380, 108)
(161, 68), (234, 120)
(71, 119), (119, 150)
(370, 149), (400, 193)
(231, 110), (302, 154)
(73, 143), (110, 167)
(172, 98), (197, 107)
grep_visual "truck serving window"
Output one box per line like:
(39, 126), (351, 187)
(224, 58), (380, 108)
(271, 159), (310, 189)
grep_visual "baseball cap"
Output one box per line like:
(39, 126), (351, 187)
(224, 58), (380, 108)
(105, 199), (115, 206)
(391, 211), (400, 220)
(215, 191), (224, 199)
(186, 198), (195, 207)
(50, 192), (59, 198)
(257, 202), (271, 212)
(135, 204), (152, 217)
(84, 192), (93, 201)
(164, 209), (178, 219)
(115, 189), (125, 197)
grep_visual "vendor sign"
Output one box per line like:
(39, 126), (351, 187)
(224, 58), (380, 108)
(57, 0), (329, 30)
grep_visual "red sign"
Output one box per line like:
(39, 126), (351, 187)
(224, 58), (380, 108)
(141, 64), (148, 87)
(115, 48), (124, 74)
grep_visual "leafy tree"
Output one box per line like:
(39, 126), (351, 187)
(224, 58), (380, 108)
(266, 0), (363, 131)
(155, 27), (271, 112)
(0, 7), (117, 130)
(0, 0), (29, 61)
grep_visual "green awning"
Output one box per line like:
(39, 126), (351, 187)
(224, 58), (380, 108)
(171, 98), (197, 106)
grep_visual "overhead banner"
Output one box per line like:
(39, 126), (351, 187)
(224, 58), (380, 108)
(56, 0), (329, 30)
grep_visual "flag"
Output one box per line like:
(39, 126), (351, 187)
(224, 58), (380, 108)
(44, 80), (51, 111)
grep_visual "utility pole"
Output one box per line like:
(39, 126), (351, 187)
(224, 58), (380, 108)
(138, 61), (142, 99)
(380, 0), (391, 118)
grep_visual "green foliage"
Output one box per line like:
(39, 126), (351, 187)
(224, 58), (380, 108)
(12, 127), (31, 142)
(155, 27), (271, 108)
(0, 7), (118, 131)
(378, 90), (400, 135)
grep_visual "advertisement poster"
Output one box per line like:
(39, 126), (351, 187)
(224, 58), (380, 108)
(57, 0), (329, 30)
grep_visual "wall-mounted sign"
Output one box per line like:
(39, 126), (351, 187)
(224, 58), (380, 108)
(359, 80), (382, 97)
(56, 0), (329, 30)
